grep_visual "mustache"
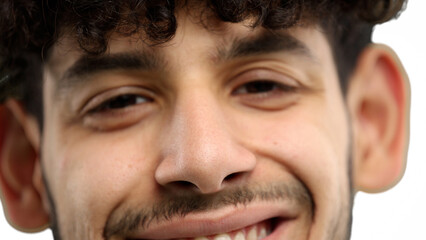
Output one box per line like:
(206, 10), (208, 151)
(103, 181), (313, 238)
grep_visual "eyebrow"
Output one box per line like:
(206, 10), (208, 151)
(56, 31), (315, 93)
(219, 31), (316, 62)
(57, 51), (162, 92)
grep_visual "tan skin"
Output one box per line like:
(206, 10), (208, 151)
(0, 11), (409, 240)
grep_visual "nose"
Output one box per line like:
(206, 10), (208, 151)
(155, 90), (256, 194)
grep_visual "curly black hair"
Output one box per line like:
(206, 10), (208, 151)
(0, 0), (407, 125)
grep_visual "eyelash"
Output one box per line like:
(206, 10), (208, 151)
(87, 79), (296, 113)
(88, 94), (153, 114)
(232, 80), (297, 97)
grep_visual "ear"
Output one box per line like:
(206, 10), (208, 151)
(348, 44), (410, 193)
(0, 100), (49, 232)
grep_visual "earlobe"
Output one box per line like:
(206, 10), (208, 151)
(348, 44), (410, 193)
(0, 101), (49, 231)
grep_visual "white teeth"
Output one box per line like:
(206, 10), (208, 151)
(258, 227), (267, 240)
(234, 232), (245, 240)
(214, 234), (232, 240)
(193, 222), (270, 240)
(247, 226), (257, 240)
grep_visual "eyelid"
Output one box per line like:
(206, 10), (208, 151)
(231, 68), (300, 89)
(80, 86), (155, 115)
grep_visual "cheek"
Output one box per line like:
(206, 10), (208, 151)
(259, 117), (348, 193)
(233, 97), (350, 206)
(239, 105), (352, 239)
(43, 125), (160, 231)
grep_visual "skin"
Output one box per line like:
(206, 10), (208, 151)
(0, 7), (409, 240)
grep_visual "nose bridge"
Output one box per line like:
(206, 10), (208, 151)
(155, 88), (256, 193)
(175, 90), (225, 156)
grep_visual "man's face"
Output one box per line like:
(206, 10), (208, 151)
(40, 12), (352, 240)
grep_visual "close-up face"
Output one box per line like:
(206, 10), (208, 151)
(40, 12), (352, 240)
(0, 1), (411, 240)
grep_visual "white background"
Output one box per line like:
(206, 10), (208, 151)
(1, 1), (425, 239)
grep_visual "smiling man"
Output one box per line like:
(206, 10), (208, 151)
(0, 1), (410, 240)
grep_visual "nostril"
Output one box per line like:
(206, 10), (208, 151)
(224, 172), (243, 182)
(175, 180), (197, 188)
(164, 180), (199, 192)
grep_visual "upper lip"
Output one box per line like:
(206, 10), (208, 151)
(125, 200), (298, 239)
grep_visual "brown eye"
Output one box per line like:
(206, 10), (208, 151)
(90, 94), (152, 113)
(80, 86), (158, 131)
(232, 80), (296, 96)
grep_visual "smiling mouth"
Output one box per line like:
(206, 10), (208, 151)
(128, 218), (284, 240)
